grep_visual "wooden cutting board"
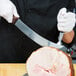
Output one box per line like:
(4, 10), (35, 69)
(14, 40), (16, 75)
(0, 64), (76, 76)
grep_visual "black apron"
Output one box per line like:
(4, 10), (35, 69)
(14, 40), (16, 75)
(0, 0), (75, 62)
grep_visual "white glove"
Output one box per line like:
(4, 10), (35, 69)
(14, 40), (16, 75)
(57, 8), (75, 32)
(0, 0), (19, 23)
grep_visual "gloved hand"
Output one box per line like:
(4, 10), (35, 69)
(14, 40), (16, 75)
(0, 0), (19, 23)
(57, 8), (75, 33)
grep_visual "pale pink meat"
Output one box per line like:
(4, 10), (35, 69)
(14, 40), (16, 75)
(26, 47), (73, 76)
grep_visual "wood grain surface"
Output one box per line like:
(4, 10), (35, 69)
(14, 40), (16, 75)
(0, 64), (76, 76)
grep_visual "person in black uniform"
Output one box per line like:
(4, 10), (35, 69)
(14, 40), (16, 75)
(0, 0), (75, 62)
